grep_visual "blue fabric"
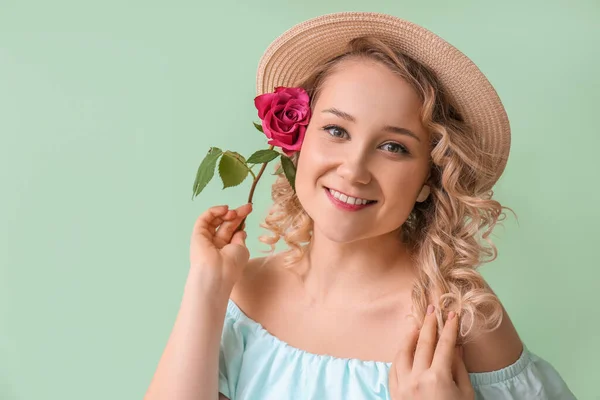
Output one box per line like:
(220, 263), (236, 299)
(219, 299), (576, 400)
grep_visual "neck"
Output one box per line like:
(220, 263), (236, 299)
(294, 227), (417, 310)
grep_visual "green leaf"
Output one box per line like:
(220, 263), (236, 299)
(218, 151), (249, 189)
(280, 155), (296, 191)
(272, 164), (284, 176)
(247, 149), (280, 164)
(191, 147), (223, 200)
(253, 121), (264, 133)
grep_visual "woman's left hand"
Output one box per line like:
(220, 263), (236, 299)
(388, 306), (474, 400)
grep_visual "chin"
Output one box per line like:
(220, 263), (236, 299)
(314, 223), (366, 244)
(311, 206), (407, 244)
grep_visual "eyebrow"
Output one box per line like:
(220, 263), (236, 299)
(321, 107), (421, 142)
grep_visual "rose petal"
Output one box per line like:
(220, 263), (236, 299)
(267, 137), (287, 150)
(254, 93), (277, 119)
(257, 87), (310, 154)
(271, 105), (290, 133)
(282, 108), (298, 125)
(289, 87), (310, 104)
(287, 100), (310, 121)
(283, 103), (300, 117)
(276, 92), (293, 105)
(273, 118), (289, 134)
(262, 110), (278, 139)
(282, 126), (306, 154)
(272, 129), (295, 146)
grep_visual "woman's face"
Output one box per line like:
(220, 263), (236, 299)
(295, 58), (432, 243)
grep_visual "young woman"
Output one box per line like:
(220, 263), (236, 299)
(146, 12), (576, 400)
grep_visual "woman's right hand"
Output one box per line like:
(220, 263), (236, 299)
(189, 203), (253, 292)
(388, 307), (474, 400)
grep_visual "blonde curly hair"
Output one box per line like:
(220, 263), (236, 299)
(257, 36), (514, 345)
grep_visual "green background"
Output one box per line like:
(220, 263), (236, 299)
(1, 0), (598, 399)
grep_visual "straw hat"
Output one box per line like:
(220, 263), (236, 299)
(256, 11), (511, 188)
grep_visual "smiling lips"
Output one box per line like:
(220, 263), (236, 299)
(325, 187), (377, 211)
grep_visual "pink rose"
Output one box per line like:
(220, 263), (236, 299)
(254, 86), (311, 156)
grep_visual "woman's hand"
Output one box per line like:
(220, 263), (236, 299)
(389, 306), (474, 400)
(189, 203), (253, 292)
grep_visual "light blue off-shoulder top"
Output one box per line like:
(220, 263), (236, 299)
(218, 299), (576, 400)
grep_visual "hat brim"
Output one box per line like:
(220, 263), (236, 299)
(256, 11), (511, 188)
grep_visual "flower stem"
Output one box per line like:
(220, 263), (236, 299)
(247, 145), (274, 203)
(236, 145), (275, 232)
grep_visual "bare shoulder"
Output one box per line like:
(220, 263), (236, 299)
(461, 285), (524, 373)
(230, 254), (288, 315)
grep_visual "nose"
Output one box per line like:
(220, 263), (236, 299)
(336, 150), (372, 185)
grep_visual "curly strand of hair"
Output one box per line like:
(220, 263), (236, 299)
(258, 157), (312, 270)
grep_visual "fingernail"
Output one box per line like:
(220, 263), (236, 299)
(448, 311), (456, 320)
(427, 304), (434, 315)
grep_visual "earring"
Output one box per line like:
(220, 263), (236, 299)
(416, 185), (430, 203)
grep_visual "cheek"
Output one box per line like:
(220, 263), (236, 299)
(380, 167), (427, 205)
(296, 134), (331, 177)
(294, 149), (314, 195)
(295, 151), (320, 192)
(293, 152), (317, 221)
(294, 142), (331, 209)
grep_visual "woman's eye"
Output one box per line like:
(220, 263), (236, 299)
(323, 125), (348, 139)
(381, 142), (409, 154)
(323, 125), (409, 155)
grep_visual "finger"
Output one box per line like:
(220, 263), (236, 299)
(222, 230), (251, 266)
(431, 311), (459, 370)
(210, 209), (237, 225)
(214, 214), (242, 247)
(230, 229), (247, 247)
(204, 211), (238, 242)
(392, 315), (420, 379)
(207, 210), (238, 234)
(235, 216), (248, 233)
(214, 204), (252, 246)
(413, 304), (438, 373)
(193, 205), (229, 239)
(452, 346), (473, 393)
(217, 204), (251, 233)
